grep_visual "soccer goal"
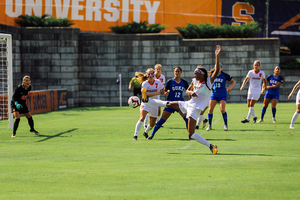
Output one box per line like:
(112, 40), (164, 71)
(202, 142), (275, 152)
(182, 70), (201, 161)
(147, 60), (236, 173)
(0, 33), (13, 129)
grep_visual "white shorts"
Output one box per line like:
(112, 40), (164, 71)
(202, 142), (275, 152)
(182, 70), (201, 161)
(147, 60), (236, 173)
(178, 101), (202, 121)
(296, 90), (300, 105)
(140, 102), (158, 117)
(247, 93), (260, 101)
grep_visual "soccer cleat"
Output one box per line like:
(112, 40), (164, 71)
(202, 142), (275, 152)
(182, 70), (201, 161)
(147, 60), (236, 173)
(147, 135), (153, 140)
(224, 125), (228, 131)
(141, 87), (148, 102)
(206, 125), (211, 131)
(209, 144), (218, 154)
(253, 117), (257, 123)
(290, 125), (295, 129)
(202, 119), (208, 128)
(143, 132), (149, 139)
(11, 133), (16, 137)
(272, 117), (276, 123)
(241, 119), (249, 123)
(30, 129), (40, 135)
(133, 136), (138, 140)
(257, 119), (264, 123)
(195, 125), (199, 130)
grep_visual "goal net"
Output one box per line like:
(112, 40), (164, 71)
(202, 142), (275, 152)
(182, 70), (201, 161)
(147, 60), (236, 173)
(0, 33), (13, 129)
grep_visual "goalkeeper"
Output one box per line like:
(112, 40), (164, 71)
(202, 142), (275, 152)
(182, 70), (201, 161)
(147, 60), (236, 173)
(10, 75), (39, 137)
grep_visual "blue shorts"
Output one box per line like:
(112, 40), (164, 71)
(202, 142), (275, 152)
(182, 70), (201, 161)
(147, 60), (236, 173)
(264, 93), (279, 100)
(164, 107), (178, 113)
(210, 96), (227, 102)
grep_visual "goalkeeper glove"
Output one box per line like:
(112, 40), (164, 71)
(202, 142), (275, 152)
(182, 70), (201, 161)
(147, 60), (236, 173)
(15, 101), (23, 109)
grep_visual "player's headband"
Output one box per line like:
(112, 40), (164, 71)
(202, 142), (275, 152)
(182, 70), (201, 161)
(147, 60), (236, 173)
(194, 67), (205, 74)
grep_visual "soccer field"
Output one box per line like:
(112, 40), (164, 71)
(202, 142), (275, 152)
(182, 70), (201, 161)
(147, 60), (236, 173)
(0, 103), (299, 200)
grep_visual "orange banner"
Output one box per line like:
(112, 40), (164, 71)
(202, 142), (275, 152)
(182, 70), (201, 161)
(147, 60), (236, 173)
(0, 89), (67, 119)
(0, 0), (222, 33)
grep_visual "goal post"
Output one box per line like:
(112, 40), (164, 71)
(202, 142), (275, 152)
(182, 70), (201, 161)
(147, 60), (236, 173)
(0, 33), (13, 129)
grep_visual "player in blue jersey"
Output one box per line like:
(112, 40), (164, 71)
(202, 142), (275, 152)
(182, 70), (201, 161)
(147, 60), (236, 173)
(257, 66), (283, 123)
(206, 64), (236, 131)
(147, 66), (189, 140)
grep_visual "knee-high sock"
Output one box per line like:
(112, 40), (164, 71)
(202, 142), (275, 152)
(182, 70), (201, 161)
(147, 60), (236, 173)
(144, 115), (149, 127)
(190, 133), (210, 147)
(291, 112), (299, 126)
(246, 107), (254, 120)
(156, 116), (161, 123)
(196, 115), (205, 126)
(134, 120), (143, 136)
(151, 118), (166, 137)
(261, 107), (267, 119)
(208, 113), (213, 127)
(27, 117), (34, 130)
(272, 107), (276, 118)
(148, 98), (167, 107)
(222, 112), (227, 126)
(13, 118), (20, 134)
(145, 125), (153, 133)
(183, 116), (188, 129)
(251, 107), (256, 118)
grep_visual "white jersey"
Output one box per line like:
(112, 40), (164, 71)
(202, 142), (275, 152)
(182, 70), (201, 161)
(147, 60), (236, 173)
(141, 79), (164, 100)
(188, 77), (212, 111)
(246, 69), (266, 95)
(155, 74), (166, 85)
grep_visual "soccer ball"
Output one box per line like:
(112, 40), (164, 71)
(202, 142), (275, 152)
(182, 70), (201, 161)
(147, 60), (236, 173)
(128, 96), (140, 108)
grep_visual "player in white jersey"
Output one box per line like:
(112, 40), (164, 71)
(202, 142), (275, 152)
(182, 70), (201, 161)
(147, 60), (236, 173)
(288, 80), (300, 129)
(133, 68), (164, 140)
(240, 60), (267, 123)
(144, 64), (166, 129)
(141, 45), (221, 154)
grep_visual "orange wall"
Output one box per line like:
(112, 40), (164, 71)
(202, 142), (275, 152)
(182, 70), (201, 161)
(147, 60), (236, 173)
(0, 89), (67, 119)
(0, 0), (222, 33)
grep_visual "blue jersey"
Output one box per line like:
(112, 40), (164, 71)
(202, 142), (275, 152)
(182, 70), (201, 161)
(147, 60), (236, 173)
(165, 78), (189, 101)
(211, 72), (232, 97)
(265, 74), (283, 96)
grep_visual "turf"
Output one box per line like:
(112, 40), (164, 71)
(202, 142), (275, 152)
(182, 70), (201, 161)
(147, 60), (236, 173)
(0, 103), (299, 200)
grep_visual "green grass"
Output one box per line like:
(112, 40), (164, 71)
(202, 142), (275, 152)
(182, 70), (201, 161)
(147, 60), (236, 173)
(0, 103), (299, 199)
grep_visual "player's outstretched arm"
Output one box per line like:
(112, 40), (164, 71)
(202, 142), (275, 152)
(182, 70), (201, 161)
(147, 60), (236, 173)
(210, 45), (221, 84)
(288, 80), (300, 99)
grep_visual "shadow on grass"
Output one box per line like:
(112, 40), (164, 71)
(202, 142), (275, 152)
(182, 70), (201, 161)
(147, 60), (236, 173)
(191, 153), (273, 156)
(36, 128), (77, 142)
(159, 138), (236, 141)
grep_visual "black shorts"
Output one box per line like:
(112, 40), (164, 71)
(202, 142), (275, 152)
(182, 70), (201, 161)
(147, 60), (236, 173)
(133, 88), (141, 96)
(11, 101), (29, 114)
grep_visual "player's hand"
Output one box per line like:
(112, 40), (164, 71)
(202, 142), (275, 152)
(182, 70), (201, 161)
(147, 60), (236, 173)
(240, 86), (244, 91)
(215, 45), (221, 55)
(288, 93), (293, 99)
(15, 101), (23, 109)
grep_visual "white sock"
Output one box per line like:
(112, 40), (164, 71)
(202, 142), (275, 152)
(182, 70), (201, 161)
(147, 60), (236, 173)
(251, 107), (256, 118)
(196, 115), (204, 126)
(144, 115), (149, 127)
(156, 116), (161, 123)
(148, 98), (167, 107)
(134, 120), (143, 136)
(190, 133), (210, 147)
(291, 112), (299, 126)
(145, 125), (153, 133)
(246, 107), (252, 121)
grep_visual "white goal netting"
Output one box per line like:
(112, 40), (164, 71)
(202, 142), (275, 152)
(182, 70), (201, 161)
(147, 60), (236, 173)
(0, 34), (13, 129)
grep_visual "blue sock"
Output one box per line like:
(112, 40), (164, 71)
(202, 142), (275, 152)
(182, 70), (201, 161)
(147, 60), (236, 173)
(272, 108), (276, 118)
(222, 112), (227, 126)
(208, 113), (213, 127)
(150, 118), (166, 137)
(261, 107), (267, 119)
(183, 116), (188, 130)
